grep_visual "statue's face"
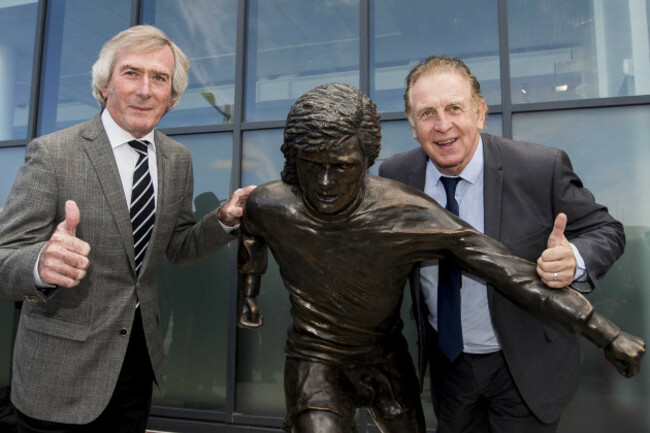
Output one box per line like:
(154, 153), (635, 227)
(296, 138), (367, 215)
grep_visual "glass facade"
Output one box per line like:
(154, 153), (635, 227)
(509, 0), (650, 103)
(245, 0), (360, 122)
(513, 106), (650, 431)
(0, 0), (38, 140)
(141, 0), (239, 128)
(370, 0), (501, 112)
(236, 129), (288, 417)
(38, 0), (132, 135)
(153, 133), (234, 411)
(0, 1), (649, 432)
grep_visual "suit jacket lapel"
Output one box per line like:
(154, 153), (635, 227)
(482, 133), (504, 304)
(408, 147), (428, 190)
(482, 133), (503, 240)
(81, 115), (136, 274)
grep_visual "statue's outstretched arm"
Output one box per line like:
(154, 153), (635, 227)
(443, 226), (645, 377)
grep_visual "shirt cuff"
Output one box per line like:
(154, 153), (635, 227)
(34, 246), (56, 289)
(570, 242), (587, 282)
(218, 219), (240, 234)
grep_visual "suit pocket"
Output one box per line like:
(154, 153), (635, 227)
(22, 311), (91, 342)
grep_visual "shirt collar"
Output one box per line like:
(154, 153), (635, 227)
(101, 109), (156, 151)
(428, 136), (484, 186)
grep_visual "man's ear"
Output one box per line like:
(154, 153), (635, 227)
(476, 99), (488, 130)
(408, 118), (418, 140)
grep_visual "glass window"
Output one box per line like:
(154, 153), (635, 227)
(141, 0), (238, 128)
(370, 0), (501, 113)
(236, 129), (289, 418)
(153, 132), (234, 411)
(0, 146), (26, 387)
(245, 0), (360, 122)
(513, 107), (650, 432)
(38, 0), (131, 135)
(509, 0), (650, 103)
(0, 0), (38, 141)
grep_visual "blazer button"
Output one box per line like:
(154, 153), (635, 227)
(120, 328), (129, 336)
(24, 295), (39, 302)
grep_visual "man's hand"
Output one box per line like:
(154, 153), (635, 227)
(537, 213), (576, 288)
(217, 185), (256, 227)
(237, 296), (263, 329)
(604, 331), (645, 378)
(38, 200), (91, 288)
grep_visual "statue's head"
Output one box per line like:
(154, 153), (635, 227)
(281, 83), (381, 215)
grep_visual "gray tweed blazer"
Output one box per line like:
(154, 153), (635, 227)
(0, 114), (235, 424)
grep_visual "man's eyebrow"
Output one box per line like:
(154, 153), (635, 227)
(120, 64), (171, 77)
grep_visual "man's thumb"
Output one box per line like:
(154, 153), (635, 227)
(63, 200), (81, 236)
(548, 212), (567, 248)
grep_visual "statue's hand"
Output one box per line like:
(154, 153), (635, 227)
(237, 296), (263, 328)
(604, 331), (645, 378)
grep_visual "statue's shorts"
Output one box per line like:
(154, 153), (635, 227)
(282, 353), (424, 432)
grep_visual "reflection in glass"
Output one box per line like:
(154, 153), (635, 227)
(513, 107), (650, 432)
(371, 0), (500, 113)
(153, 133), (234, 410)
(510, 0), (650, 103)
(141, 0), (238, 128)
(245, 0), (360, 122)
(38, 0), (131, 135)
(236, 129), (289, 417)
(0, 146), (26, 387)
(0, 0), (38, 140)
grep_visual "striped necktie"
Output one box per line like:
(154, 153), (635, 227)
(128, 139), (155, 276)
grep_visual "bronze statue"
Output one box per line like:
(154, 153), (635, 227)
(237, 82), (645, 433)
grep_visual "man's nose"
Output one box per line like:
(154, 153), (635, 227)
(137, 76), (152, 97)
(433, 113), (452, 132)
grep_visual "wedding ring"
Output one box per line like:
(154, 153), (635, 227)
(553, 272), (558, 281)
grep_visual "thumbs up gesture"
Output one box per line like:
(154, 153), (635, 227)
(38, 200), (91, 288)
(536, 213), (576, 288)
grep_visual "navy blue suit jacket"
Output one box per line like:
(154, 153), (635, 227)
(378, 133), (625, 423)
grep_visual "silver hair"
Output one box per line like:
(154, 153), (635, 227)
(91, 25), (190, 111)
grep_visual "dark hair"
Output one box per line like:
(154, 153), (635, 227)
(404, 55), (483, 122)
(281, 82), (381, 186)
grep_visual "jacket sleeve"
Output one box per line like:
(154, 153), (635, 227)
(0, 138), (58, 302)
(552, 149), (625, 290)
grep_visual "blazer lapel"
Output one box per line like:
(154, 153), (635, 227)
(81, 115), (136, 274)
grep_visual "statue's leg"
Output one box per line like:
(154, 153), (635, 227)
(284, 357), (357, 433)
(371, 405), (426, 433)
(363, 350), (426, 433)
(291, 409), (358, 433)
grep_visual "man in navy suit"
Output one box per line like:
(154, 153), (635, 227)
(379, 55), (632, 432)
